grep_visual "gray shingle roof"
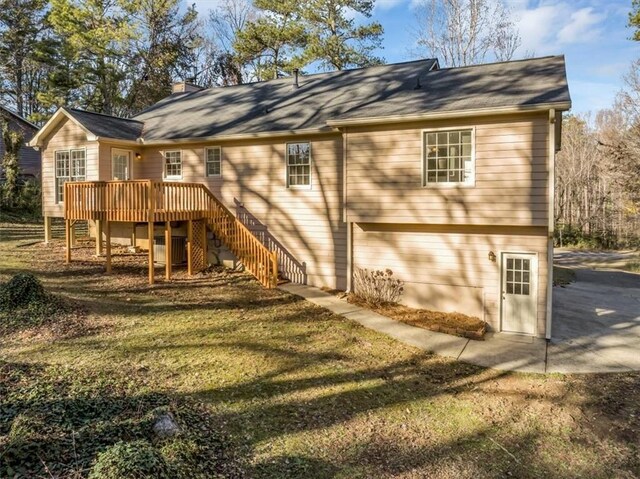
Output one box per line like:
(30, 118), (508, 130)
(63, 56), (571, 142)
(64, 108), (144, 141)
(133, 59), (440, 140)
(331, 55), (571, 123)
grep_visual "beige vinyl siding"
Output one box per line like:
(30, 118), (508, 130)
(138, 134), (347, 289)
(352, 223), (549, 336)
(41, 118), (98, 218)
(345, 113), (549, 226)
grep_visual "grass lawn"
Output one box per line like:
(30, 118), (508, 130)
(1, 221), (639, 478)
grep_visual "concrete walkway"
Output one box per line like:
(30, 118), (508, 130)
(280, 283), (549, 374)
(280, 282), (640, 374)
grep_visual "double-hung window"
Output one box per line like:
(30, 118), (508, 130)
(286, 142), (311, 188)
(205, 147), (221, 177)
(55, 149), (86, 203)
(424, 129), (474, 186)
(164, 150), (182, 179)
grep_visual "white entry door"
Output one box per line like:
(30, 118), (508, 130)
(501, 253), (537, 335)
(112, 149), (132, 180)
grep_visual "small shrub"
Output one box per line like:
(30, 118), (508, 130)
(353, 267), (404, 306)
(0, 272), (46, 310)
(0, 273), (69, 332)
(89, 440), (172, 479)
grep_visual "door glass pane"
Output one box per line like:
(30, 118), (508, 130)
(505, 256), (532, 296)
(113, 152), (129, 180)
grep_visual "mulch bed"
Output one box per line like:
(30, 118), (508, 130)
(346, 294), (486, 340)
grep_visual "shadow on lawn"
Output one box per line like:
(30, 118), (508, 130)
(2, 230), (639, 478)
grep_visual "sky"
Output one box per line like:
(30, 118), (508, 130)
(191, 0), (639, 115)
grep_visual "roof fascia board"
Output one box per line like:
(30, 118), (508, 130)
(326, 102), (572, 128)
(138, 127), (336, 146)
(95, 137), (141, 146)
(27, 108), (97, 147)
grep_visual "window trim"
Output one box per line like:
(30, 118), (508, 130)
(111, 147), (133, 181)
(204, 146), (222, 178)
(285, 141), (312, 189)
(421, 126), (476, 188)
(54, 147), (87, 204)
(163, 149), (183, 180)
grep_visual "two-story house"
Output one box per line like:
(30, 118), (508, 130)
(28, 56), (571, 338)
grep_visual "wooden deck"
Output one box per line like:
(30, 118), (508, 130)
(63, 180), (278, 288)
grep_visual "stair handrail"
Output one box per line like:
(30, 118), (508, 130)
(196, 184), (278, 288)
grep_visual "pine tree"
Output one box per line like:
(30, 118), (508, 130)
(1, 117), (23, 208)
(630, 0), (640, 40)
(124, 0), (201, 115)
(49, 0), (135, 115)
(0, 0), (52, 119)
(233, 0), (307, 80)
(302, 0), (383, 70)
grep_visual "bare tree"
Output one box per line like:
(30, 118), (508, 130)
(555, 102), (640, 248)
(411, 0), (521, 67)
(196, 0), (260, 85)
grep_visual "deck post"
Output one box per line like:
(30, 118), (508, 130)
(165, 221), (172, 280)
(44, 216), (52, 244)
(148, 181), (155, 285)
(95, 220), (103, 256)
(105, 220), (112, 273)
(65, 219), (71, 263)
(187, 220), (193, 276)
(131, 224), (137, 248)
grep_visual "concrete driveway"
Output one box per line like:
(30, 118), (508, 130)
(549, 250), (640, 373)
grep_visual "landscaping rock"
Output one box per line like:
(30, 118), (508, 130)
(153, 412), (180, 438)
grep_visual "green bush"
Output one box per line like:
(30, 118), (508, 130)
(0, 272), (46, 310)
(0, 273), (69, 332)
(89, 440), (172, 479)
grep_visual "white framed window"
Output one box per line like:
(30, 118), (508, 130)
(164, 150), (182, 179)
(423, 128), (474, 186)
(205, 147), (221, 177)
(55, 148), (86, 203)
(286, 142), (311, 188)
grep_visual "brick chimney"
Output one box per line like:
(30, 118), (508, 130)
(172, 81), (203, 94)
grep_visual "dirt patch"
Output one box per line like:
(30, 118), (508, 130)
(347, 294), (486, 340)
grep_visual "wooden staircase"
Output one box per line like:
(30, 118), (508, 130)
(64, 180), (278, 288)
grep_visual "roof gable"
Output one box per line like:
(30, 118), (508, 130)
(28, 107), (143, 147)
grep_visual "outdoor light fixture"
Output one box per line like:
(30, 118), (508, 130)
(488, 251), (496, 262)
(135, 152), (142, 161)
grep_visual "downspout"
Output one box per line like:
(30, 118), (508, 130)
(546, 109), (556, 340)
(343, 128), (353, 293)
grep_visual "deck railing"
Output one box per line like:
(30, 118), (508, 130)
(64, 180), (278, 288)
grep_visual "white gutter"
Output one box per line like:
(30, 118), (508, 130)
(546, 108), (556, 340)
(326, 102), (572, 128)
